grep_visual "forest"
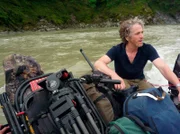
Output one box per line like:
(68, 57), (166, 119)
(0, 0), (180, 31)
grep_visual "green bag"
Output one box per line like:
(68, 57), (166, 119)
(108, 115), (154, 134)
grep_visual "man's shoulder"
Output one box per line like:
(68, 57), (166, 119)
(106, 43), (125, 58)
(141, 43), (159, 60)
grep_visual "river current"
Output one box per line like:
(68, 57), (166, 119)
(0, 25), (180, 123)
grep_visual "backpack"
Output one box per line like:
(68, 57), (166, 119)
(2, 54), (44, 105)
(123, 87), (180, 134)
(107, 115), (154, 134)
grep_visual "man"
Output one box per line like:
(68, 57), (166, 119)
(94, 17), (180, 101)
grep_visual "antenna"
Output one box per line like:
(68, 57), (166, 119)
(80, 49), (95, 71)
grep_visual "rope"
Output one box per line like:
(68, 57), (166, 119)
(147, 82), (174, 87)
(145, 79), (179, 87)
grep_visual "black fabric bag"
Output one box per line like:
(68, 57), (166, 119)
(14, 69), (106, 134)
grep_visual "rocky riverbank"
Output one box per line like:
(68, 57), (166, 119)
(1, 12), (180, 34)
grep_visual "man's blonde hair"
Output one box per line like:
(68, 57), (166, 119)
(119, 17), (144, 44)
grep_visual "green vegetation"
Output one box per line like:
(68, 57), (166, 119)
(0, 0), (180, 31)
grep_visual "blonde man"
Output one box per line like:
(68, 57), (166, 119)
(94, 17), (180, 101)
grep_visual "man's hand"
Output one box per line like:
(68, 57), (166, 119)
(110, 74), (126, 90)
(0, 124), (11, 134)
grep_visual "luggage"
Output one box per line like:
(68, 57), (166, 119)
(1, 69), (107, 134)
(123, 87), (180, 134)
(82, 82), (114, 123)
(168, 53), (180, 110)
(81, 72), (138, 124)
(2, 54), (44, 105)
(171, 53), (180, 79)
(107, 115), (153, 134)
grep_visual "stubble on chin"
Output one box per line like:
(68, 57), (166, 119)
(136, 43), (143, 47)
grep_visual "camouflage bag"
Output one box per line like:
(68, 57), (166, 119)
(82, 82), (114, 124)
(3, 54), (44, 105)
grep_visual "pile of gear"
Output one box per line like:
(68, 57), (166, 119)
(1, 52), (180, 134)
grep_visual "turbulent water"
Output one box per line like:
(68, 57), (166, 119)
(0, 25), (180, 123)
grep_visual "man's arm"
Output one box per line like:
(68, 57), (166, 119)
(152, 58), (180, 100)
(94, 55), (126, 89)
(94, 55), (114, 76)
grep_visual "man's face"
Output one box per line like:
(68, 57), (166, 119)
(127, 23), (144, 47)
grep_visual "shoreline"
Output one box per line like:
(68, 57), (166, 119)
(1, 12), (180, 34)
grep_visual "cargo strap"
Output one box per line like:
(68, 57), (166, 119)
(93, 94), (106, 104)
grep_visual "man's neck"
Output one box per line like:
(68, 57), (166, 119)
(126, 43), (138, 53)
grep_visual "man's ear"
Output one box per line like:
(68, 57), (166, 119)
(126, 37), (129, 41)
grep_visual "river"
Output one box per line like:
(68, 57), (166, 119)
(0, 25), (180, 123)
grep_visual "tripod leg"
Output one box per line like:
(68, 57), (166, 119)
(75, 93), (101, 134)
(68, 114), (81, 134)
(71, 107), (89, 134)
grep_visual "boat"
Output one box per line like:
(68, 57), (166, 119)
(0, 50), (180, 134)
